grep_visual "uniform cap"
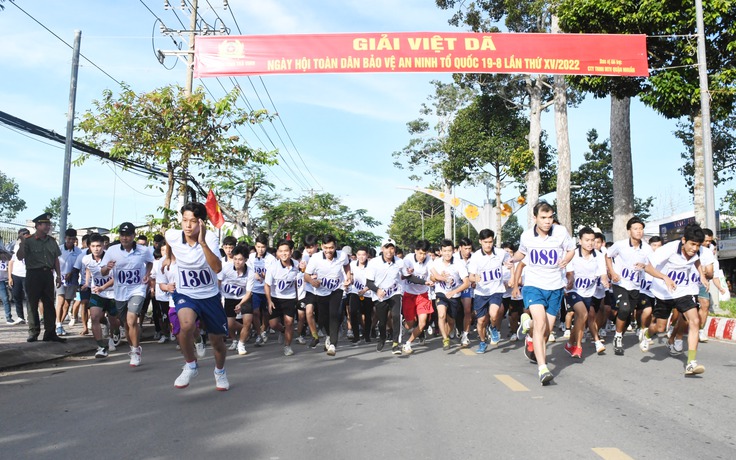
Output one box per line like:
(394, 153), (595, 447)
(118, 222), (136, 235)
(32, 213), (52, 224)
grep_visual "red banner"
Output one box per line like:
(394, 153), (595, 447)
(194, 32), (648, 78)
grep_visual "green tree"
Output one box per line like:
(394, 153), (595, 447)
(676, 117), (736, 193)
(571, 130), (653, 231)
(388, 193), (447, 249)
(256, 192), (381, 249)
(501, 214), (524, 247)
(77, 84), (276, 226)
(0, 172), (27, 220)
(43, 196), (71, 231)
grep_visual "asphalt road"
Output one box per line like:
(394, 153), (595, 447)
(1, 330), (735, 460)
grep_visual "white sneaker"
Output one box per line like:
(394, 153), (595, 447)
(195, 341), (206, 358)
(325, 336), (331, 349)
(95, 346), (108, 358)
(69, 317), (76, 327)
(427, 325), (434, 336)
(175, 365), (199, 388)
(296, 335), (306, 345)
(283, 345), (294, 356)
(599, 328), (607, 338)
(129, 347), (141, 367)
(547, 332), (556, 343)
(228, 341), (238, 351)
(639, 334), (650, 352)
(11, 317), (23, 325)
(563, 329), (571, 339)
(461, 332), (470, 348)
(674, 339), (684, 352)
(214, 369), (229, 391)
(402, 342), (413, 354)
(261, 331), (268, 344)
(237, 341), (248, 355)
(594, 340), (606, 354)
(326, 344), (336, 356)
(158, 335), (167, 344)
(698, 328), (709, 343)
(169, 333), (176, 342)
(509, 333), (518, 342)
(119, 328), (126, 339)
(347, 329), (354, 339)
(108, 337), (117, 352)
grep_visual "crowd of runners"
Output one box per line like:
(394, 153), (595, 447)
(3, 200), (725, 389)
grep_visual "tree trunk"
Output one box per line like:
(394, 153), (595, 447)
(495, 166), (503, 245)
(611, 96), (634, 241)
(551, 15), (572, 234)
(693, 113), (706, 226)
(525, 76), (543, 227)
(163, 161), (176, 230)
(444, 181), (453, 239)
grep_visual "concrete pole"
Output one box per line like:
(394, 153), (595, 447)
(59, 30), (81, 241)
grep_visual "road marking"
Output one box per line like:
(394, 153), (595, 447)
(459, 348), (476, 356)
(592, 447), (635, 459)
(495, 374), (530, 392)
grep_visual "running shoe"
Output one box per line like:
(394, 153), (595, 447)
(509, 333), (518, 342)
(195, 341), (206, 358)
(564, 342), (576, 357)
(563, 329), (571, 339)
(158, 335), (168, 344)
(490, 327), (501, 346)
(639, 334), (650, 352)
(673, 339), (684, 353)
(376, 341), (385, 352)
(308, 337), (319, 349)
(228, 340), (237, 351)
(476, 341), (488, 354)
(418, 333), (426, 346)
(69, 317), (76, 327)
(442, 338), (451, 351)
(153, 332), (161, 340)
(518, 312), (531, 336)
(296, 335), (307, 345)
(347, 329), (354, 339)
(613, 335), (624, 356)
(169, 333), (176, 342)
(214, 369), (229, 391)
(391, 344), (401, 355)
(667, 343), (678, 355)
(402, 342), (413, 354)
(284, 345), (294, 356)
(571, 346), (582, 359)
(56, 326), (66, 336)
(108, 337), (117, 352)
(594, 340), (605, 354)
(685, 361), (705, 376)
(129, 347), (142, 367)
(547, 332), (556, 343)
(698, 329), (709, 343)
(539, 366), (554, 386)
(326, 344), (336, 356)
(427, 325), (434, 336)
(261, 331), (269, 344)
(255, 335), (264, 347)
(95, 347), (108, 359)
(120, 328), (126, 340)
(237, 341), (248, 355)
(175, 365), (198, 388)
(524, 335), (537, 363)
(598, 328), (607, 338)
(461, 333), (470, 348)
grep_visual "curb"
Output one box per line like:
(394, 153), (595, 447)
(705, 316), (736, 342)
(0, 337), (97, 371)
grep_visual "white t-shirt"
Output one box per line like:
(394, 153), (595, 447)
(101, 243), (154, 300)
(59, 244), (82, 286)
(304, 250), (350, 296)
(467, 247), (509, 296)
(348, 260), (373, 299)
(10, 253), (26, 278)
(402, 253), (431, 296)
(649, 240), (700, 300)
(566, 248), (607, 298)
(164, 229), (220, 299)
(264, 259), (300, 299)
(607, 238), (653, 291)
(248, 252), (277, 295)
(518, 224), (576, 290)
(151, 258), (173, 302)
(430, 257), (469, 298)
(79, 253), (115, 300)
(218, 261), (253, 300)
(365, 254), (405, 299)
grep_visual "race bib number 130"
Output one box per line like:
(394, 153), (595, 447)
(179, 269), (214, 288)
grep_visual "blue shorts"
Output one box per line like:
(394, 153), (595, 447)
(251, 292), (268, 312)
(473, 293), (504, 318)
(565, 292), (592, 310)
(435, 293), (460, 319)
(522, 286), (564, 317)
(698, 284), (710, 300)
(79, 288), (91, 301)
(460, 287), (473, 299)
(173, 292), (228, 335)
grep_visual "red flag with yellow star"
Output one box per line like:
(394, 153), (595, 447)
(205, 189), (225, 229)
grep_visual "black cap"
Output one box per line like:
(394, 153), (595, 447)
(118, 222), (136, 235)
(32, 213), (52, 224)
(18, 228), (31, 236)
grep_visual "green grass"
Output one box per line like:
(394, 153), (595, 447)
(716, 298), (736, 318)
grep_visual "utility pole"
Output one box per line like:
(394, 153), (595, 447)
(59, 30), (81, 241)
(696, 0), (716, 231)
(177, 0), (198, 210)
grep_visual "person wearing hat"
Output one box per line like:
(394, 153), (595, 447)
(16, 213), (65, 342)
(7, 229), (31, 325)
(100, 222), (154, 367)
(366, 238), (407, 354)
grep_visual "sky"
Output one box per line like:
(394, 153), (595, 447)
(0, 0), (725, 238)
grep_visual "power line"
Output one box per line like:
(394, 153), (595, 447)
(10, 1), (123, 86)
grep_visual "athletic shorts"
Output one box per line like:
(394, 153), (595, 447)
(223, 297), (242, 318)
(638, 294), (655, 311)
(435, 293), (460, 319)
(270, 297), (297, 319)
(56, 285), (77, 300)
(251, 292), (268, 312)
(303, 292), (316, 307)
(79, 289), (91, 301)
(604, 291), (614, 309)
(502, 297), (524, 316)
(460, 287), (474, 299)
(698, 284), (710, 300)
(402, 292), (434, 323)
(565, 292), (592, 310)
(653, 295), (698, 320)
(297, 299), (306, 311)
(591, 297), (603, 313)
(89, 294), (118, 316)
(116, 295), (146, 316)
(612, 285), (639, 312)
(473, 293), (504, 318)
(522, 286), (564, 317)
(168, 307), (181, 335)
(173, 292), (228, 335)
